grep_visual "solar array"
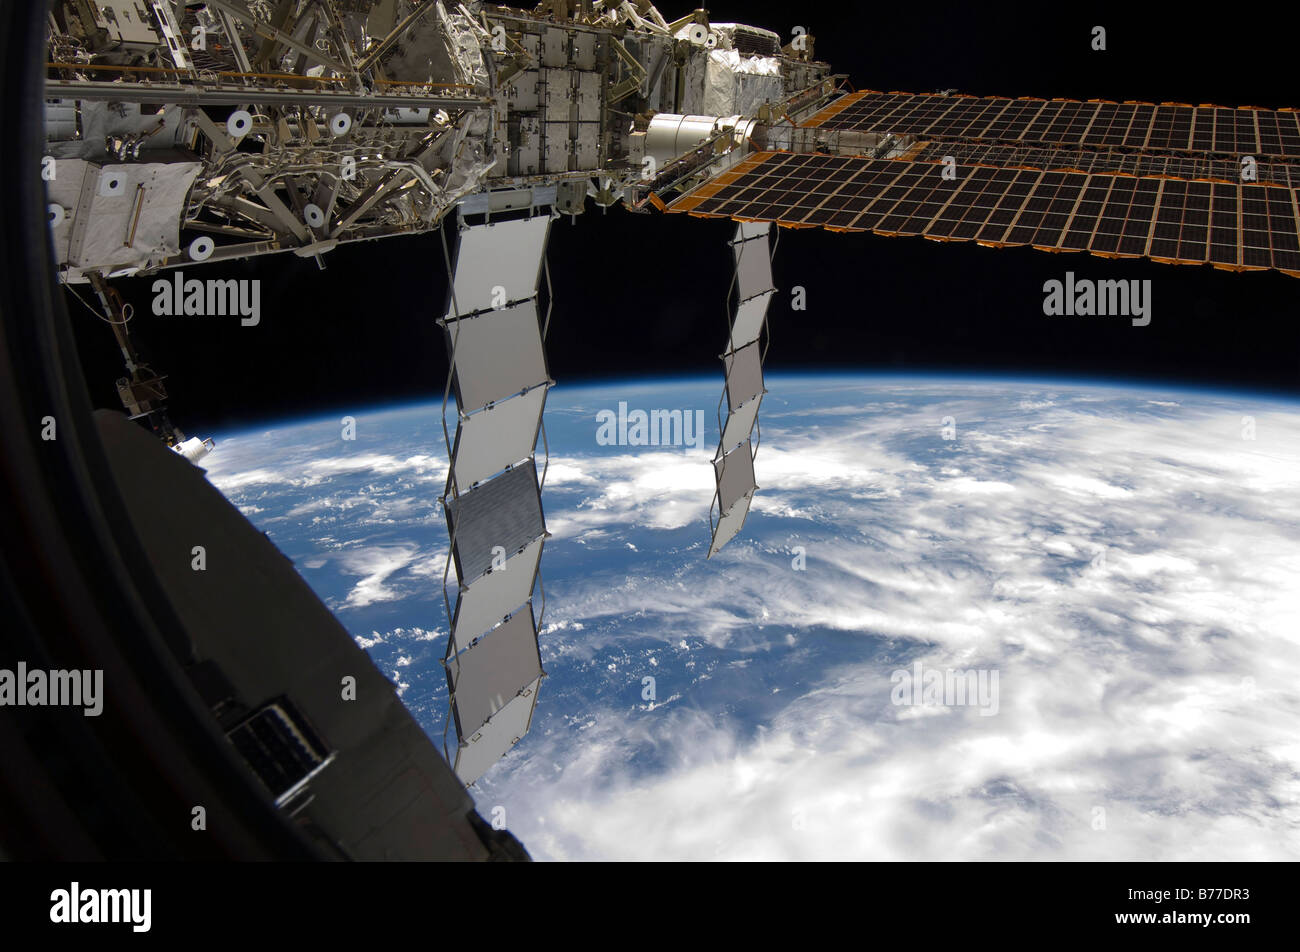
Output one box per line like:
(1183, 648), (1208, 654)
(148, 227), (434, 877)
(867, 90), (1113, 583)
(906, 142), (1298, 189)
(708, 221), (773, 557)
(803, 91), (1300, 159)
(670, 151), (1300, 275)
(438, 212), (553, 784)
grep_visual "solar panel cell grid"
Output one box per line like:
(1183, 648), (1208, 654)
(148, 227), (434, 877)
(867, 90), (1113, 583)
(1256, 111), (1284, 157)
(1237, 110), (1262, 155)
(1167, 106), (1194, 152)
(1187, 107), (1211, 152)
(1209, 108), (1240, 155)
(1107, 104), (1139, 147)
(1175, 182), (1211, 262)
(807, 92), (1300, 160)
(669, 153), (1300, 274)
(1119, 104), (1155, 150)
(920, 166), (987, 236)
(907, 98), (961, 135)
(1057, 101), (1100, 142)
(978, 99), (1029, 140)
(1145, 105), (1178, 152)
(1056, 180), (1102, 251)
(909, 142), (1296, 188)
(1001, 170), (1062, 244)
(1148, 179), (1187, 260)
(1270, 193), (1300, 253)
(1274, 191), (1300, 271)
(945, 101), (984, 137)
(896, 192), (956, 234)
(1118, 180), (1160, 256)
(856, 95), (911, 128)
(1030, 179), (1085, 248)
(1207, 183), (1240, 265)
(1019, 100), (1063, 141)
(960, 98), (1010, 138)
(1278, 111), (1300, 156)
(924, 188), (972, 239)
(974, 171), (1038, 242)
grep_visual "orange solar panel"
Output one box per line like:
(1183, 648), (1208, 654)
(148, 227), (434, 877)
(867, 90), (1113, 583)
(666, 151), (1300, 275)
(804, 91), (1300, 158)
(799, 90), (870, 128)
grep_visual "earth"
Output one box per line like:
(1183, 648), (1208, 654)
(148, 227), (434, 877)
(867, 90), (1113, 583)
(200, 374), (1300, 861)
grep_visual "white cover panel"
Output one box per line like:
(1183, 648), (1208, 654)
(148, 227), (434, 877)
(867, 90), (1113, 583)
(445, 215), (549, 318)
(454, 676), (540, 784)
(446, 461), (544, 583)
(544, 122), (571, 172)
(574, 123), (600, 169)
(452, 385), (546, 490)
(724, 341), (764, 411)
(714, 440), (756, 516)
(702, 48), (783, 117)
(54, 159), (200, 271)
(733, 232), (773, 301)
(448, 300), (548, 413)
(542, 27), (567, 67)
(515, 116), (542, 176)
(451, 536), (543, 651)
(729, 290), (771, 350)
(720, 395), (761, 455)
(543, 68), (571, 113)
(449, 609), (542, 739)
(708, 491), (752, 558)
(573, 32), (597, 70)
(44, 158), (90, 264)
(677, 47), (708, 115)
(508, 69), (539, 110)
(577, 71), (601, 121)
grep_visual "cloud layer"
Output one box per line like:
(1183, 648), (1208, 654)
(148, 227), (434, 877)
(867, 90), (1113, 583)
(205, 378), (1300, 860)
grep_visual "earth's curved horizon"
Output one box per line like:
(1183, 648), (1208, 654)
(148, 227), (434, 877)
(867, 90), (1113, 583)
(201, 373), (1300, 861)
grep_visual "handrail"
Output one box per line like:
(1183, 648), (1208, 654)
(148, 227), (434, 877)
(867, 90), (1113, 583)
(47, 61), (476, 90)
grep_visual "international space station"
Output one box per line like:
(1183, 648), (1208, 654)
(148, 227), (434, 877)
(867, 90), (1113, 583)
(37, 0), (1300, 855)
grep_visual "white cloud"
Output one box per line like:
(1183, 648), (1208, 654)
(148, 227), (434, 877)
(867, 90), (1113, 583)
(204, 382), (1300, 861)
(473, 385), (1300, 861)
(336, 544), (421, 609)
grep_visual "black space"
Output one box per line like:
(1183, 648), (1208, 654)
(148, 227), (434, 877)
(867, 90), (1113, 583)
(67, 2), (1300, 435)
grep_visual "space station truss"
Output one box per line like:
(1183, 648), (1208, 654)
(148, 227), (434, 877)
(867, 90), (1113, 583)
(437, 207), (554, 785)
(45, 1), (832, 283)
(707, 222), (775, 557)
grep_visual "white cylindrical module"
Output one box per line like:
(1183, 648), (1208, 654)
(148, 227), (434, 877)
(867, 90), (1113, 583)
(645, 113), (760, 167)
(717, 115), (758, 149)
(645, 114), (721, 165)
(172, 436), (215, 464)
(383, 106), (431, 124)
